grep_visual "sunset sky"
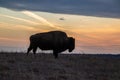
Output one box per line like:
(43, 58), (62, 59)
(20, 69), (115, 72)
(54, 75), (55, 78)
(0, 0), (120, 53)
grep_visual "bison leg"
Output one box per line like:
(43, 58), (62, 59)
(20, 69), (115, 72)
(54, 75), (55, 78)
(53, 50), (58, 59)
(27, 46), (33, 55)
(33, 47), (37, 55)
(27, 42), (34, 55)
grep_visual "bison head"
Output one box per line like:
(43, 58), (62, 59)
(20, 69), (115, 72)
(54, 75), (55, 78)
(68, 37), (75, 52)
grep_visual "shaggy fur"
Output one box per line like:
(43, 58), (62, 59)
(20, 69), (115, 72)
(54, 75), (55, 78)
(27, 31), (75, 58)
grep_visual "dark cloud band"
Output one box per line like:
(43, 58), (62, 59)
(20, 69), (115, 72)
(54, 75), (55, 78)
(0, 0), (120, 18)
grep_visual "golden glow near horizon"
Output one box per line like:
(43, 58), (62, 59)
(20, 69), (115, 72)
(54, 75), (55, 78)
(0, 7), (120, 53)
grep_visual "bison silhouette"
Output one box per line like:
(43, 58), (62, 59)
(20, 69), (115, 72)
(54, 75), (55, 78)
(27, 31), (75, 58)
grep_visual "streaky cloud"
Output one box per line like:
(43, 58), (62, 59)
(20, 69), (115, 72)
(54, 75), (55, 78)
(0, 0), (120, 18)
(0, 14), (39, 25)
(22, 11), (65, 30)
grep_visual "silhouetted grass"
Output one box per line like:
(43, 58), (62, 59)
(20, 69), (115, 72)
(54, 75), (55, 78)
(0, 52), (120, 80)
(0, 64), (10, 71)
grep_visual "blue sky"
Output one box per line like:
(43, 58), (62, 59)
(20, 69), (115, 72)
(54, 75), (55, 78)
(0, 0), (120, 18)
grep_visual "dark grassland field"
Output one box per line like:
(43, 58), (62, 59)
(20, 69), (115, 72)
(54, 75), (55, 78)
(0, 52), (120, 80)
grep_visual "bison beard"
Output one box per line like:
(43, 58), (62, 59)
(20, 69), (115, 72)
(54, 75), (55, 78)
(27, 31), (75, 58)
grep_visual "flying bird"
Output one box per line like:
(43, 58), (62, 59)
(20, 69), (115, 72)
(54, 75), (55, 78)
(59, 17), (65, 20)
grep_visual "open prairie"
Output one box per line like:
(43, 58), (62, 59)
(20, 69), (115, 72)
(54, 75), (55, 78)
(0, 52), (120, 80)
